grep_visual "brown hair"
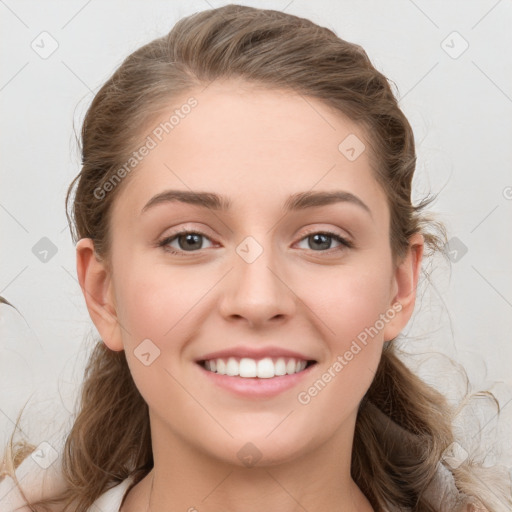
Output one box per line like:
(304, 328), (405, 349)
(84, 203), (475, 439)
(2, 4), (510, 511)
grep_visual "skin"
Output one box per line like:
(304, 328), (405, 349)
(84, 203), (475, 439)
(76, 79), (423, 512)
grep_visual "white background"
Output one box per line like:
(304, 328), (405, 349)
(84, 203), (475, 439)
(1, 0), (511, 467)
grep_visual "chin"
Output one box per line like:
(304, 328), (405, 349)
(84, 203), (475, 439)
(212, 432), (317, 469)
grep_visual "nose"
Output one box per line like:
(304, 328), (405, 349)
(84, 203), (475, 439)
(218, 240), (296, 329)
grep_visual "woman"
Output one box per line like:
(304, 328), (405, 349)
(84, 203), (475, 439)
(1, 4), (510, 511)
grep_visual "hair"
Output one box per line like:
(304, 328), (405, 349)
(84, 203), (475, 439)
(2, 4), (510, 512)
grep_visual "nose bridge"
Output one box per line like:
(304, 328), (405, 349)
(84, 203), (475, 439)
(219, 233), (295, 325)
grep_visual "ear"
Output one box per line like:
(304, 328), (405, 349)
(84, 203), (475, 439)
(76, 238), (124, 351)
(382, 233), (424, 341)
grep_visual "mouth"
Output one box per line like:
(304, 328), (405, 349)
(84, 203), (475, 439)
(197, 357), (317, 379)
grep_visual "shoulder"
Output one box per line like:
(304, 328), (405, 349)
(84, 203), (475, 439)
(1, 471), (135, 512)
(90, 476), (136, 511)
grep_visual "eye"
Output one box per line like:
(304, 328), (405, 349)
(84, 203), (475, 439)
(158, 230), (215, 255)
(157, 229), (352, 256)
(296, 230), (352, 253)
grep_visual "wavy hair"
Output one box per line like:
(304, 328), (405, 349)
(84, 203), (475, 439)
(2, 4), (510, 511)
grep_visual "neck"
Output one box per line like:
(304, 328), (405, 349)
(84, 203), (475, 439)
(147, 470), (372, 512)
(140, 414), (374, 512)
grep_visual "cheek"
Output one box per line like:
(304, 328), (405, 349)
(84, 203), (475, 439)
(311, 264), (393, 345)
(112, 264), (198, 409)
(302, 263), (393, 396)
(111, 256), (216, 394)
(294, 283), (390, 431)
(113, 252), (203, 342)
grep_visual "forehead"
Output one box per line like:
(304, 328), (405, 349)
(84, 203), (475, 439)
(111, 80), (387, 222)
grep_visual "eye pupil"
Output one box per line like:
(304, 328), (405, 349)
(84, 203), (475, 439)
(180, 233), (202, 251)
(310, 233), (331, 250)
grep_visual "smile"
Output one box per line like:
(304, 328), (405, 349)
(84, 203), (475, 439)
(199, 357), (315, 379)
(196, 357), (317, 398)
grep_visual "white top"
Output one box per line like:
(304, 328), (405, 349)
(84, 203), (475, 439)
(85, 476), (136, 511)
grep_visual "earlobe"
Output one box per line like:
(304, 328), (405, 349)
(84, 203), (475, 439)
(76, 238), (124, 352)
(382, 233), (424, 341)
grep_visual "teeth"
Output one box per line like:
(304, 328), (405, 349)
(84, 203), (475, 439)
(202, 357), (308, 378)
(240, 358), (257, 377)
(274, 358), (287, 376)
(257, 358), (274, 378)
(217, 359), (226, 374)
(226, 357), (238, 376)
(286, 359), (296, 374)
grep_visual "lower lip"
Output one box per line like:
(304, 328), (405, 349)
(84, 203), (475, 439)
(197, 363), (316, 399)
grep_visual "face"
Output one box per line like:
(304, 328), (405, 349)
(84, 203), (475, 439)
(77, 79), (422, 469)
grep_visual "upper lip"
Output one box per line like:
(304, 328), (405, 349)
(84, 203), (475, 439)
(195, 346), (316, 362)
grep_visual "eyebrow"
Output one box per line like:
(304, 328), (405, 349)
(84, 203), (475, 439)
(141, 189), (372, 217)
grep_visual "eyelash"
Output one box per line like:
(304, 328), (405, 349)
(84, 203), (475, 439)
(157, 229), (353, 256)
